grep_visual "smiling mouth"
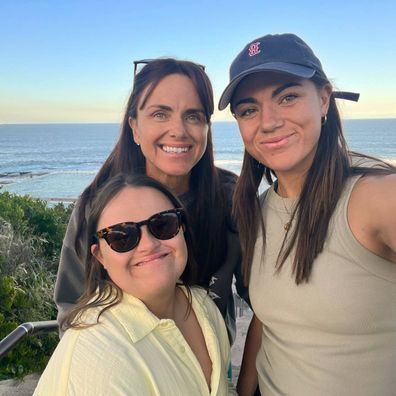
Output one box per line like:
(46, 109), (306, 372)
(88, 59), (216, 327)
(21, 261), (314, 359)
(134, 252), (169, 267)
(263, 133), (294, 144)
(261, 133), (295, 148)
(161, 145), (191, 154)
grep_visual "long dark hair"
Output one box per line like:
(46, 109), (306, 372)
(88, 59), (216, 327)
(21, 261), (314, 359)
(62, 174), (198, 330)
(233, 73), (396, 285)
(74, 58), (228, 286)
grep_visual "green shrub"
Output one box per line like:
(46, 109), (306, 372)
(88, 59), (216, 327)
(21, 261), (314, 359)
(0, 191), (72, 258)
(0, 192), (73, 379)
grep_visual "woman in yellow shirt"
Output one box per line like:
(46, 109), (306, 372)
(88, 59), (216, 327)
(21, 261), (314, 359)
(34, 174), (235, 395)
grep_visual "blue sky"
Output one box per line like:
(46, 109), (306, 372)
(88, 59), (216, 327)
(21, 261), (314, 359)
(1, 0), (395, 123)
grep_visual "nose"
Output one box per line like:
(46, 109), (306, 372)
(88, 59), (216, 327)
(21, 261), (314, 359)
(137, 226), (160, 251)
(168, 116), (188, 138)
(260, 104), (283, 133)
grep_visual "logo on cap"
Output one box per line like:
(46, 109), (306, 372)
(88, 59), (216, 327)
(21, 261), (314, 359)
(248, 42), (261, 57)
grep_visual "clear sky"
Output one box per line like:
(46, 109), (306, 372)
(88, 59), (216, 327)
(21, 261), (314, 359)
(1, 0), (395, 123)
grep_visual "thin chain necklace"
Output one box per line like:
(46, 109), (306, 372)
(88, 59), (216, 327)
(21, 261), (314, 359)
(276, 182), (294, 232)
(282, 198), (293, 231)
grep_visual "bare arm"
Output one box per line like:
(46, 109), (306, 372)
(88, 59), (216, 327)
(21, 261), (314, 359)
(237, 314), (262, 396)
(348, 174), (396, 263)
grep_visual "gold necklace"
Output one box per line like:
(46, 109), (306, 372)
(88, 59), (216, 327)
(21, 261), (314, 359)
(276, 183), (294, 232)
(281, 197), (293, 231)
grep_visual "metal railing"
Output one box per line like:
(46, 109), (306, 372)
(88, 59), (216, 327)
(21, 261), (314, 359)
(0, 320), (58, 359)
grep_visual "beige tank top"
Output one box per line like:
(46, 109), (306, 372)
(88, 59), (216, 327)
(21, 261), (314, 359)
(249, 175), (396, 396)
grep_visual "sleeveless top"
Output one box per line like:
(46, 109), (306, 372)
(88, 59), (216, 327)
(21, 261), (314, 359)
(249, 175), (396, 396)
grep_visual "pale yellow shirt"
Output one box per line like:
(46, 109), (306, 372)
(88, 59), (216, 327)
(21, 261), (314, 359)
(34, 287), (235, 395)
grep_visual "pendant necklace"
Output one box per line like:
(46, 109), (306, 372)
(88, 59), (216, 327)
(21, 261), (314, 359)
(281, 197), (293, 231)
(276, 182), (294, 232)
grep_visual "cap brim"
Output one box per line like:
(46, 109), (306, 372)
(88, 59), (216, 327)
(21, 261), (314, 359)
(332, 91), (360, 102)
(218, 62), (316, 110)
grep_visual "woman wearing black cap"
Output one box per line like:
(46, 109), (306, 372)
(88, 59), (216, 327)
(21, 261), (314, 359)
(219, 33), (396, 395)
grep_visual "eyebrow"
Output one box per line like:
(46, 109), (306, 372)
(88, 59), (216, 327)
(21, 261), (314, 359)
(145, 104), (205, 114)
(145, 104), (172, 111)
(233, 81), (303, 108)
(184, 108), (206, 115)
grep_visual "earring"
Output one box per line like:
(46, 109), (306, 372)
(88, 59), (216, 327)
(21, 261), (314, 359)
(136, 142), (140, 147)
(321, 115), (327, 125)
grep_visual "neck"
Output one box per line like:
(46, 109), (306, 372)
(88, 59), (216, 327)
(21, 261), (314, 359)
(166, 176), (190, 196)
(142, 286), (184, 320)
(148, 172), (190, 196)
(276, 176), (303, 198)
(275, 165), (312, 198)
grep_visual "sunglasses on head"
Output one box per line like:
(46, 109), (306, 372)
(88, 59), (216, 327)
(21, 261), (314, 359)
(133, 59), (206, 78)
(94, 208), (185, 253)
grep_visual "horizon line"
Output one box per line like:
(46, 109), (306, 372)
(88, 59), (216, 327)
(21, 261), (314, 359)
(2, 116), (396, 126)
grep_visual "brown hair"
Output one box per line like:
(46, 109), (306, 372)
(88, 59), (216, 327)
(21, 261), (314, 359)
(74, 58), (229, 287)
(233, 73), (396, 285)
(62, 174), (198, 330)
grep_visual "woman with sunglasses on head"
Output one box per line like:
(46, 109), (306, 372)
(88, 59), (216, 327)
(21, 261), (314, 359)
(34, 174), (235, 395)
(55, 58), (247, 342)
(218, 33), (396, 395)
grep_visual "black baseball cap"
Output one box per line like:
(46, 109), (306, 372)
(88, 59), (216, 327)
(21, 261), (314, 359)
(219, 33), (359, 110)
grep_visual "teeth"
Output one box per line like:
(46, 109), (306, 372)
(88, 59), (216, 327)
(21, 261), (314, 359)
(162, 146), (190, 153)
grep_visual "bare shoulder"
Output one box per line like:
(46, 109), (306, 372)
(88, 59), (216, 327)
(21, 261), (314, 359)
(348, 174), (396, 262)
(350, 173), (396, 208)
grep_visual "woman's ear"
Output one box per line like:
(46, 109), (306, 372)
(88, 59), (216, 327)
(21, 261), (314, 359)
(91, 244), (104, 266)
(128, 117), (140, 146)
(320, 84), (332, 117)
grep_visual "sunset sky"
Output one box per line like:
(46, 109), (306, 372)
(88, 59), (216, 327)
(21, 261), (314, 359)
(1, 0), (395, 123)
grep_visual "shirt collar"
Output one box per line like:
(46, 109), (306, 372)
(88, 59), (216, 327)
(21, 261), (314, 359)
(110, 293), (168, 343)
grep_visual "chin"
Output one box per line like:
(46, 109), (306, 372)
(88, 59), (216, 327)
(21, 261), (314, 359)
(263, 155), (299, 172)
(146, 274), (179, 290)
(169, 164), (196, 175)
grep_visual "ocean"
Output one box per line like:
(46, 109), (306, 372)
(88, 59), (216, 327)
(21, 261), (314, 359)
(1, 120), (395, 201)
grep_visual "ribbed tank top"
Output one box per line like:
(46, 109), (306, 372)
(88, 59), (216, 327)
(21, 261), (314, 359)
(249, 175), (396, 396)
